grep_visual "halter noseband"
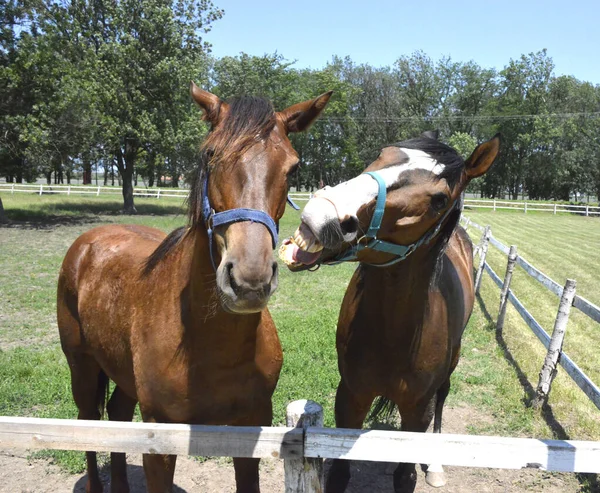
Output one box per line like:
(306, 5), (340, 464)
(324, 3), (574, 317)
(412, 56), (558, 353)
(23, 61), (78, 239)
(324, 171), (457, 268)
(201, 169), (300, 271)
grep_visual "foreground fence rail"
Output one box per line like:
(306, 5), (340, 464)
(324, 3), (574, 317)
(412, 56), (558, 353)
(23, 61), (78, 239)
(462, 216), (600, 411)
(2, 408), (600, 493)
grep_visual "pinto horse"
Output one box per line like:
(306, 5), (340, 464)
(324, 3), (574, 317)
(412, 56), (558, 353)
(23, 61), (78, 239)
(283, 132), (500, 492)
(57, 83), (331, 493)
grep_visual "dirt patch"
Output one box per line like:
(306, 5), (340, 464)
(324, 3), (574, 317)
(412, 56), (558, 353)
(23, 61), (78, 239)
(0, 406), (585, 493)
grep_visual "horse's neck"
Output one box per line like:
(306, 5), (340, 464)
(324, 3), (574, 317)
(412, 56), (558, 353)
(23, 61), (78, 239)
(172, 228), (261, 336)
(358, 248), (439, 333)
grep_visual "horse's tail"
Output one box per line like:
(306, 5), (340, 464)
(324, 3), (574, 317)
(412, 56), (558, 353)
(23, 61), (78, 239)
(96, 370), (110, 419)
(367, 396), (397, 423)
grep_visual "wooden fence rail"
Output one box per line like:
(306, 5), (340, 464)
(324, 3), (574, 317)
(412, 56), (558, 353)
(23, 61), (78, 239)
(462, 216), (600, 411)
(2, 413), (600, 492)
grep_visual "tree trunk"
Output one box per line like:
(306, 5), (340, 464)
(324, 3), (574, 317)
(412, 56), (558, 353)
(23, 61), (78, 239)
(0, 196), (6, 223)
(46, 171), (52, 185)
(83, 158), (92, 185)
(116, 144), (137, 214)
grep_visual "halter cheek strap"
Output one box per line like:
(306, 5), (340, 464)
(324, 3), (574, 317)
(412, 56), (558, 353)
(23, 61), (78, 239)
(325, 171), (457, 268)
(201, 170), (298, 271)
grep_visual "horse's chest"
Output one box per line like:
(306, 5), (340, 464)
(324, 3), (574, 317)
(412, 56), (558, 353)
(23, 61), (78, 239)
(137, 359), (277, 424)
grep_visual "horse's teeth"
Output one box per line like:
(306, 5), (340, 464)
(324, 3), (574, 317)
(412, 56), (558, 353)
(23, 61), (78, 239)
(293, 227), (323, 253)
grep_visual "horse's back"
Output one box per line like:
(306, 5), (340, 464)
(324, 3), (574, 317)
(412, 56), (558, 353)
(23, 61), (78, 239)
(57, 224), (167, 352)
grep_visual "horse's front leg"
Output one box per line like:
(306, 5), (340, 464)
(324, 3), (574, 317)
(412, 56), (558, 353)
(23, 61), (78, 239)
(394, 396), (436, 493)
(139, 412), (177, 493)
(142, 453), (177, 493)
(233, 457), (260, 493)
(326, 378), (374, 493)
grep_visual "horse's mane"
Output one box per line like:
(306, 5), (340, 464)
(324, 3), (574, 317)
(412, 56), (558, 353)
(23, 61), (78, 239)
(142, 96), (276, 276)
(394, 137), (465, 189)
(187, 96), (276, 227)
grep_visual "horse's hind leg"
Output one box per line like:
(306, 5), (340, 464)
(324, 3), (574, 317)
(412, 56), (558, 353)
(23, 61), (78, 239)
(106, 386), (137, 493)
(394, 396), (436, 493)
(326, 379), (375, 493)
(65, 351), (108, 493)
(424, 377), (452, 488)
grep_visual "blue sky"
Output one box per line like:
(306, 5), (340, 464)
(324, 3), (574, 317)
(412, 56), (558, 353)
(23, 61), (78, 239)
(204, 0), (600, 84)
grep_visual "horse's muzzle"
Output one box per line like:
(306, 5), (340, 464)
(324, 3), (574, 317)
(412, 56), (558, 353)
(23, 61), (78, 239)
(217, 258), (278, 313)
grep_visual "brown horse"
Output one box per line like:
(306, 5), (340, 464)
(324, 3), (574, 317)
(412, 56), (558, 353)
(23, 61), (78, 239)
(282, 132), (500, 492)
(57, 83), (331, 493)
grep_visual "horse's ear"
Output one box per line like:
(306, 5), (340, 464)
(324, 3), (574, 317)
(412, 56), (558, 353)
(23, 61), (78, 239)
(279, 91), (333, 133)
(465, 134), (502, 179)
(190, 82), (229, 126)
(421, 130), (439, 140)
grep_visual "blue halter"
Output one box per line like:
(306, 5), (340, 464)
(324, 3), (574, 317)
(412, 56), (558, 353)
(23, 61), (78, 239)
(201, 170), (300, 271)
(324, 171), (457, 268)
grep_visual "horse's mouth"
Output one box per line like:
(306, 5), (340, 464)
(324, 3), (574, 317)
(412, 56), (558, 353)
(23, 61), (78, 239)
(279, 222), (325, 271)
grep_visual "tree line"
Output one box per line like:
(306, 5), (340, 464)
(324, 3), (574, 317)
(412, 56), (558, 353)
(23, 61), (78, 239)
(2, 0), (600, 213)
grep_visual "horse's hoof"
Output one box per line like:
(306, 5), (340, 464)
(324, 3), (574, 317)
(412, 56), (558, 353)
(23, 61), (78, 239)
(425, 464), (446, 488)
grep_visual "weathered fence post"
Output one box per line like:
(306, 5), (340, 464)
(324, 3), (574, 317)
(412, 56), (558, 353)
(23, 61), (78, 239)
(553, 203), (557, 214)
(285, 400), (323, 493)
(156, 189), (161, 199)
(96, 186), (101, 196)
(493, 199), (496, 211)
(496, 245), (518, 334)
(474, 226), (491, 294)
(11, 183), (15, 194)
(67, 185), (71, 196)
(524, 201), (527, 213)
(533, 279), (577, 409)
(585, 205), (589, 217)
(39, 184), (43, 196)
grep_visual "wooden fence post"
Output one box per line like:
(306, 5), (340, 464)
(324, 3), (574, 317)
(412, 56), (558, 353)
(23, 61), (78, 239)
(39, 184), (43, 196)
(285, 400), (323, 493)
(474, 226), (491, 294)
(533, 279), (577, 409)
(493, 199), (496, 211)
(11, 183), (15, 194)
(585, 205), (589, 217)
(524, 202), (527, 213)
(496, 245), (518, 334)
(553, 203), (557, 214)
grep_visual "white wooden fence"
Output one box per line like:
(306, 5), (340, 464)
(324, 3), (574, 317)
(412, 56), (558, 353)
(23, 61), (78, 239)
(2, 399), (600, 493)
(462, 216), (600, 411)
(0, 183), (314, 202)
(2, 184), (599, 216)
(464, 199), (600, 216)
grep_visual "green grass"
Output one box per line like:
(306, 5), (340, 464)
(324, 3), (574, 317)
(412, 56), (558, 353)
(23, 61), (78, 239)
(463, 209), (600, 440)
(1, 194), (599, 488)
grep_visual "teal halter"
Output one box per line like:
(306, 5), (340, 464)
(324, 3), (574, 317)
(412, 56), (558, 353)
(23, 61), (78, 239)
(323, 171), (457, 268)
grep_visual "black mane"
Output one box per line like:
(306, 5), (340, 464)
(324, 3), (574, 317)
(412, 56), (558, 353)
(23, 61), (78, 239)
(394, 137), (465, 189)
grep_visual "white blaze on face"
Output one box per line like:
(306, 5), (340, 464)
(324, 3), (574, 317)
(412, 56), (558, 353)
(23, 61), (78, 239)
(302, 149), (446, 233)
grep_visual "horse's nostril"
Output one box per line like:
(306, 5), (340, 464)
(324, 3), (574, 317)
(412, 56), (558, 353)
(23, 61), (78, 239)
(226, 262), (240, 294)
(340, 216), (359, 235)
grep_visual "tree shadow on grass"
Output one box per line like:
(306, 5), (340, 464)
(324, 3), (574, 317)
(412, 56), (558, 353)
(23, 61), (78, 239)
(1, 199), (186, 230)
(73, 463), (188, 493)
(476, 293), (600, 492)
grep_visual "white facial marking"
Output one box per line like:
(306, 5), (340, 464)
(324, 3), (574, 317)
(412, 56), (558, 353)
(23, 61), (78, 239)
(305, 149), (445, 224)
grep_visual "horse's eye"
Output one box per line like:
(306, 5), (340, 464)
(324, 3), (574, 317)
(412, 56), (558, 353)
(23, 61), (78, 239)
(431, 193), (448, 212)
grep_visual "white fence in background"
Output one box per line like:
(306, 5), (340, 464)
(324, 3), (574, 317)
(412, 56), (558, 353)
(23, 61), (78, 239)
(1, 184), (599, 215)
(464, 199), (600, 216)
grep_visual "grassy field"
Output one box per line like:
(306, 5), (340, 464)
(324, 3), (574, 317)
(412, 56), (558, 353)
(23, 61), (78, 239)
(1, 194), (599, 489)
